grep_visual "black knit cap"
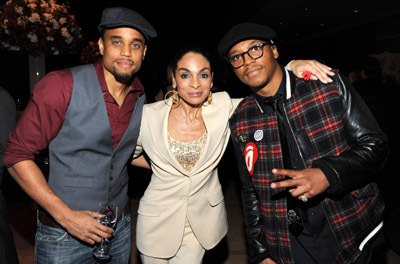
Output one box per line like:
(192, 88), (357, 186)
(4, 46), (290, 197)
(98, 7), (157, 40)
(218, 22), (277, 58)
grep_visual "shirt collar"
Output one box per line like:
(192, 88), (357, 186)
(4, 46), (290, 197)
(253, 65), (286, 109)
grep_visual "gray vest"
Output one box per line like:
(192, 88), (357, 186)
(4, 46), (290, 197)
(48, 64), (144, 215)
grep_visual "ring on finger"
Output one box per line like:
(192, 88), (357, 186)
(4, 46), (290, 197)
(301, 195), (308, 203)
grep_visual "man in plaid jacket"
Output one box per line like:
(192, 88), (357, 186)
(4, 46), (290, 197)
(218, 23), (389, 264)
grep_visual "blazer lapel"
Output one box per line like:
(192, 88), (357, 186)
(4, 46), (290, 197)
(189, 100), (229, 175)
(146, 99), (190, 176)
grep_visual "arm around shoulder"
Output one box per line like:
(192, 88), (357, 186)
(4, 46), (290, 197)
(312, 72), (389, 195)
(131, 154), (150, 169)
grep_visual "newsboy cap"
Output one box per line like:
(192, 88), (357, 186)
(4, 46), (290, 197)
(98, 7), (157, 40)
(217, 23), (277, 58)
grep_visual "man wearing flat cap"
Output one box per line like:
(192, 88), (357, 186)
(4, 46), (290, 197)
(4, 6), (156, 263)
(219, 22), (389, 264)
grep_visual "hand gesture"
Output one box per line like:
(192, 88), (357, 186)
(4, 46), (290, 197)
(270, 168), (330, 202)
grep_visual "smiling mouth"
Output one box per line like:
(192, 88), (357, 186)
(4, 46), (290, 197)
(189, 92), (202, 97)
(116, 60), (134, 68)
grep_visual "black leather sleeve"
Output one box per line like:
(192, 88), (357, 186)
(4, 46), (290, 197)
(312, 72), (389, 195)
(231, 135), (270, 264)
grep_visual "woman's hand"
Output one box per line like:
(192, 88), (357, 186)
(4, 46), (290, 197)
(288, 59), (335, 83)
(131, 155), (151, 169)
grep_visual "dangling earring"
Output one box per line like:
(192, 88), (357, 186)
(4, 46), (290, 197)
(207, 91), (213, 104)
(164, 89), (181, 108)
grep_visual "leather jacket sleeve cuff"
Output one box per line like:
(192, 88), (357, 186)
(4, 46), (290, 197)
(250, 252), (270, 264)
(312, 160), (341, 195)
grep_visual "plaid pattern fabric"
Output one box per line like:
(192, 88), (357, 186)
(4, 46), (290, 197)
(230, 73), (384, 264)
(285, 80), (348, 165)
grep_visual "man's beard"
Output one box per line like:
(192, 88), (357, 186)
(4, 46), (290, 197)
(249, 78), (269, 93)
(114, 71), (134, 84)
(105, 64), (135, 84)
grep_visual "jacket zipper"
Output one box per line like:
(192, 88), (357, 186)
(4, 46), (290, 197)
(282, 102), (342, 248)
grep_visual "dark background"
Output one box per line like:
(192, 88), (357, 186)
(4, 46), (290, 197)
(1, 0), (400, 260)
(1, 0), (400, 106)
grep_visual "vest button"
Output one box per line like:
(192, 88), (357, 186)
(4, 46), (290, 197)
(109, 176), (113, 181)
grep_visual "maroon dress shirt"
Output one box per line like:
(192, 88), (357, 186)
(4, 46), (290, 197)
(3, 59), (144, 167)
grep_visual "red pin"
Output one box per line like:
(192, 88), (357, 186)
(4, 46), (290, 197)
(244, 142), (258, 175)
(302, 71), (312, 81)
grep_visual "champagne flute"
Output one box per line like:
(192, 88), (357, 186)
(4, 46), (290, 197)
(92, 202), (118, 260)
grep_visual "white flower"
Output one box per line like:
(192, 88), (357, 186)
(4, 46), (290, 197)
(46, 36), (54, 41)
(51, 19), (59, 29)
(15, 6), (23, 14)
(10, 45), (20, 51)
(27, 32), (38, 42)
(65, 36), (73, 44)
(51, 46), (59, 55)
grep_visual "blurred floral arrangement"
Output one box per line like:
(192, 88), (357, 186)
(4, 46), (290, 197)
(0, 0), (83, 56)
(80, 40), (101, 64)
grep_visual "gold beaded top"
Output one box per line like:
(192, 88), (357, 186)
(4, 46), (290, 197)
(168, 131), (208, 173)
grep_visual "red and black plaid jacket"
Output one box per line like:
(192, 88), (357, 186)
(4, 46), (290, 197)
(230, 70), (389, 264)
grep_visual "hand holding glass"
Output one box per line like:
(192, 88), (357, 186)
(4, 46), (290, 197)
(92, 202), (118, 260)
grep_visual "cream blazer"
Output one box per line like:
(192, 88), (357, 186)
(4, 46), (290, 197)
(134, 92), (242, 258)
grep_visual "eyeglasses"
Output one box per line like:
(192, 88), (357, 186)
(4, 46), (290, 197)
(229, 42), (269, 69)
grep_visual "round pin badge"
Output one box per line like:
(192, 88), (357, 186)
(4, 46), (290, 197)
(254, 130), (263, 141)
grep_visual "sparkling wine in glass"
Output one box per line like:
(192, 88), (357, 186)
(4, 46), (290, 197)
(92, 202), (118, 260)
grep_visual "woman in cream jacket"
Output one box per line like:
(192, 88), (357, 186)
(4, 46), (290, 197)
(132, 45), (333, 263)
